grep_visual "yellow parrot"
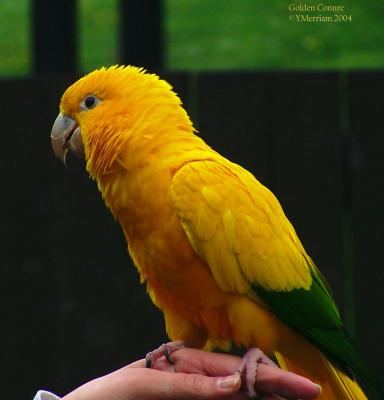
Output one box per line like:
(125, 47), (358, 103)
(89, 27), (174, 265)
(51, 66), (381, 399)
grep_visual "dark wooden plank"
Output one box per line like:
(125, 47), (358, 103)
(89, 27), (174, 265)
(270, 72), (344, 309)
(0, 75), (75, 399)
(196, 72), (271, 185)
(349, 71), (384, 384)
(31, 0), (77, 73)
(119, 0), (163, 69)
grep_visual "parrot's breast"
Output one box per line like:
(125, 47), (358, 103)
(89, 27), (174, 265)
(96, 157), (295, 353)
(97, 162), (234, 338)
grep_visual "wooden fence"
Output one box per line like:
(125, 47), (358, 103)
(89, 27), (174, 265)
(1, 71), (383, 399)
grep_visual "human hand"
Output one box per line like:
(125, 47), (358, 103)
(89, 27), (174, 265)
(147, 348), (321, 399)
(62, 348), (321, 400)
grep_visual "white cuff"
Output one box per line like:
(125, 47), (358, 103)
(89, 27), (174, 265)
(33, 390), (61, 400)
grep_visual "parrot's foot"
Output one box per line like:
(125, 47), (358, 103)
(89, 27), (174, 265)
(237, 347), (277, 398)
(145, 340), (185, 369)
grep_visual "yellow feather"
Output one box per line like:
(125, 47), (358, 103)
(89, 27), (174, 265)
(195, 206), (218, 241)
(201, 186), (224, 212)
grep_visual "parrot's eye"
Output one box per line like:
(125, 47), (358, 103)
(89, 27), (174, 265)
(80, 95), (100, 110)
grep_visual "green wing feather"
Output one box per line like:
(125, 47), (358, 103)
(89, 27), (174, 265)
(253, 272), (370, 381)
(171, 158), (381, 393)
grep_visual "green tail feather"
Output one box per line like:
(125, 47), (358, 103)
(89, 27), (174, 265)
(251, 273), (383, 397)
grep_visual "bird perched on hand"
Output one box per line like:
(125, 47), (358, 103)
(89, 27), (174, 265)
(51, 66), (381, 399)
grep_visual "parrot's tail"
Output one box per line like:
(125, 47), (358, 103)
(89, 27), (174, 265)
(275, 346), (367, 400)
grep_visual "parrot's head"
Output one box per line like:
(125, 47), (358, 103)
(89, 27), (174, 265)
(51, 65), (194, 178)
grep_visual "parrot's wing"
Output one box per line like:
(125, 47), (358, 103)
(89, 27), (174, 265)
(170, 159), (370, 381)
(171, 159), (329, 297)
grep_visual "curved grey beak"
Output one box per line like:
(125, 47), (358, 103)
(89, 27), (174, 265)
(51, 113), (85, 164)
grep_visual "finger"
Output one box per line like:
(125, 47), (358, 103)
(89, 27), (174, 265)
(152, 348), (242, 376)
(256, 364), (322, 399)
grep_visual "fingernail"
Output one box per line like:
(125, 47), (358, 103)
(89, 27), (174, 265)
(316, 383), (322, 394)
(217, 374), (241, 390)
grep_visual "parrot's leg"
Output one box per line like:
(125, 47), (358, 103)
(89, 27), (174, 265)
(237, 347), (277, 398)
(145, 340), (185, 369)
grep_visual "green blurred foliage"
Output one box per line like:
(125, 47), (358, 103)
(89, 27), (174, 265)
(165, 0), (384, 70)
(0, 0), (383, 76)
(0, 0), (30, 75)
(79, 0), (118, 72)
